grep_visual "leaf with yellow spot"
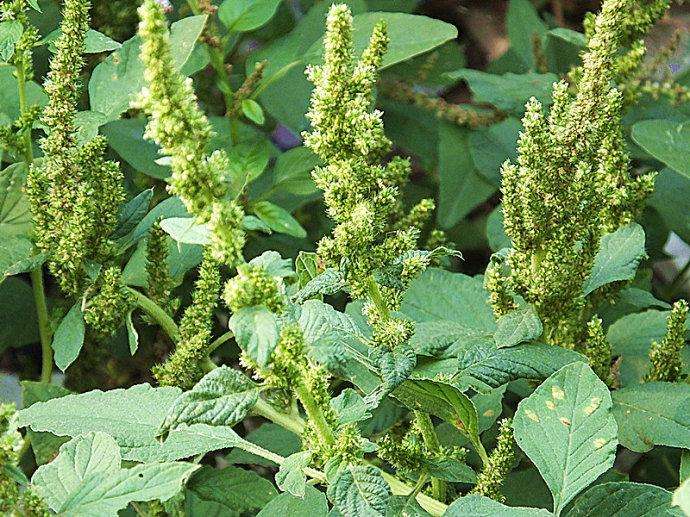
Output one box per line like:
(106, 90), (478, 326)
(514, 362), (618, 516)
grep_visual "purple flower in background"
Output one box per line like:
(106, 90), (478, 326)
(670, 63), (681, 74)
(272, 124), (302, 150)
(156, 0), (173, 13)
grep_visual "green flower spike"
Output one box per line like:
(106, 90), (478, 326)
(153, 252), (222, 390)
(26, 0), (125, 296)
(136, 0), (245, 267)
(471, 418), (516, 503)
(489, 0), (659, 349)
(645, 300), (688, 383)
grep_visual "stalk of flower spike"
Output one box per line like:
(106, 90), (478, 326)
(490, 0), (659, 349)
(136, 0), (245, 267)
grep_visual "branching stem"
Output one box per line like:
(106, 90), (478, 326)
(127, 287), (180, 342)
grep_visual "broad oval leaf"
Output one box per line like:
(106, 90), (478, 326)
(252, 200), (307, 238)
(632, 120), (690, 179)
(159, 366), (259, 437)
(513, 362), (618, 514)
(306, 12), (457, 71)
(52, 302), (86, 372)
(612, 382), (690, 453)
(445, 494), (552, 516)
(229, 306), (280, 367)
(327, 464), (391, 517)
(494, 304), (543, 348)
(160, 217), (212, 245)
(218, 0), (282, 32)
(568, 482), (681, 517)
(582, 223), (646, 296)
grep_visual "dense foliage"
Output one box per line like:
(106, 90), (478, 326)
(1, 0), (690, 515)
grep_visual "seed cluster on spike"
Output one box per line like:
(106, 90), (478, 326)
(486, 0), (663, 349)
(136, 0), (245, 267)
(303, 4), (436, 301)
(26, 0), (125, 297)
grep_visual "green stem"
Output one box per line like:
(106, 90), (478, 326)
(414, 411), (446, 502)
(253, 397), (305, 435)
(207, 329), (234, 353)
(31, 268), (53, 383)
(251, 398), (446, 515)
(382, 471), (447, 516)
(127, 287), (180, 342)
(17, 59), (51, 384)
(295, 383), (336, 447)
(185, 0), (235, 113)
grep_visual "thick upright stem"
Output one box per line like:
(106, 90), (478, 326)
(414, 411), (447, 502)
(30, 269), (52, 384)
(295, 383), (336, 447)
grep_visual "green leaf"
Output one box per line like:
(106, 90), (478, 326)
(226, 423), (301, 467)
(159, 366), (259, 437)
(306, 12), (457, 71)
(392, 380), (484, 457)
(331, 388), (372, 425)
(252, 200), (307, 238)
(101, 118), (170, 179)
(446, 70), (558, 113)
(271, 146), (320, 196)
(0, 66), (46, 122)
(513, 362), (618, 514)
(327, 464), (391, 517)
(52, 302), (85, 372)
(16, 383), (247, 463)
(506, 0), (547, 70)
(276, 450), (312, 498)
(568, 482), (681, 517)
(649, 168), (690, 243)
(125, 309), (138, 355)
(229, 306), (280, 367)
(257, 485), (329, 516)
(632, 120), (690, 179)
(112, 188), (154, 240)
(423, 457), (476, 483)
(606, 309), (690, 386)
(0, 162), (32, 239)
(611, 382), (690, 453)
(0, 20), (23, 61)
(160, 217), (211, 245)
(453, 342), (584, 392)
(219, 0), (282, 32)
(494, 305), (543, 348)
(445, 494), (552, 516)
(469, 117), (521, 186)
(437, 123), (495, 228)
(21, 381), (71, 465)
(298, 299), (364, 343)
(46, 28), (121, 54)
(184, 465), (278, 514)
(293, 268), (346, 303)
(386, 495), (430, 516)
(89, 15), (208, 121)
(582, 223), (646, 296)
(401, 268), (496, 330)
(242, 98), (265, 125)
(32, 432), (199, 515)
(0, 236), (43, 281)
